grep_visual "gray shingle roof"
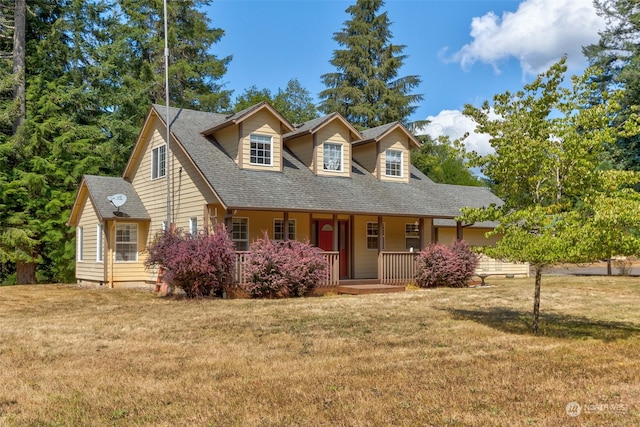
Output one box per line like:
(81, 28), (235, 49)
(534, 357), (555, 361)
(83, 175), (150, 221)
(153, 105), (502, 219)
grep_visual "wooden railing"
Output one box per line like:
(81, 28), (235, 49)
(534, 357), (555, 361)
(378, 252), (418, 285)
(232, 250), (340, 288)
(378, 252), (530, 285)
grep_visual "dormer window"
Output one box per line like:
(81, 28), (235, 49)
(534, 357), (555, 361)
(385, 149), (402, 177)
(151, 145), (166, 179)
(250, 134), (272, 165)
(323, 142), (343, 172)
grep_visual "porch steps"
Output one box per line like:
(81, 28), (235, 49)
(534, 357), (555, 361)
(337, 280), (405, 295)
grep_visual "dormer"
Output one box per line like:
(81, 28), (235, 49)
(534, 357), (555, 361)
(283, 112), (362, 177)
(201, 102), (295, 172)
(352, 122), (421, 183)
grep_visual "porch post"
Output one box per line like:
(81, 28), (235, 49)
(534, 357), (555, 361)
(332, 214), (338, 251)
(283, 211), (290, 241)
(456, 220), (463, 241)
(224, 209), (234, 231)
(419, 217), (425, 250)
(350, 214), (355, 279)
(377, 215), (383, 253)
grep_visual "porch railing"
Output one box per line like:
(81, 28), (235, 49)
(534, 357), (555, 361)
(232, 250), (340, 288)
(378, 252), (418, 285)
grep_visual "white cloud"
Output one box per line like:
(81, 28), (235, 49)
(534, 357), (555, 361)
(417, 110), (493, 156)
(446, 0), (607, 76)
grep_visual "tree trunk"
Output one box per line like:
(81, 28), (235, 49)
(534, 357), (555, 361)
(13, 0), (26, 131)
(16, 261), (36, 284)
(607, 258), (612, 276)
(532, 265), (542, 334)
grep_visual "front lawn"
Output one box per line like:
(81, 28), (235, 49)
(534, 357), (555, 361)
(0, 276), (638, 426)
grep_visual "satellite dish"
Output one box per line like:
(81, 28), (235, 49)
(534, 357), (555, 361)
(108, 194), (127, 208)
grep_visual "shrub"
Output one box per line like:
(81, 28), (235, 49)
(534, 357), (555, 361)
(415, 240), (479, 288)
(242, 232), (327, 298)
(145, 224), (235, 298)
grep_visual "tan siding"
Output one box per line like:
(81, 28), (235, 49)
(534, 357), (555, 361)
(232, 210), (311, 243)
(437, 228), (499, 246)
(352, 144), (378, 175)
(316, 122), (352, 177)
(379, 129), (410, 183)
(285, 135), (314, 169)
(241, 110), (282, 172)
(214, 125), (240, 162)
(75, 197), (105, 283)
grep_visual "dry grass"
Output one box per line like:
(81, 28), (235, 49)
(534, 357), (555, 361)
(0, 276), (639, 426)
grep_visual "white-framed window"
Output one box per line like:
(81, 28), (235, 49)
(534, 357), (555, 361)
(274, 219), (296, 241)
(96, 224), (103, 262)
(323, 142), (343, 171)
(250, 134), (272, 165)
(405, 223), (420, 251)
(151, 145), (167, 179)
(232, 218), (249, 251)
(115, 224), (138, 262)
(76, 226), (83, 262)
(385, 149), (402, 177)
(366, 222), (385, 250)
(189, 217), (198, 235)
(162, 220), (168, 231)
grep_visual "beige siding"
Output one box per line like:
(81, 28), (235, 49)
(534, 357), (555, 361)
(316, 122), (352, 177)
(352, 144), (378, 175)
(130, 120), (217, 240)
(437, 227), (499, 246)
(232, 210), (311, 243)
(379, 129), (410, 183)
(75, 197), (105, 283)
(214, 125), (240, 162)
(108, 221), (151, 284)
(240, 110), (282, 172)
(285, 135), (314, 169)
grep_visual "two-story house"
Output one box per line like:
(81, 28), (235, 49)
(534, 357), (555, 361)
(67, 102), (526, 289)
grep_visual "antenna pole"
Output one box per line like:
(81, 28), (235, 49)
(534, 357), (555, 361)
(164, 0), (171, 230)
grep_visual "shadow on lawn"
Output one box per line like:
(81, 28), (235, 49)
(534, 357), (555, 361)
(445, 307), (640, 341)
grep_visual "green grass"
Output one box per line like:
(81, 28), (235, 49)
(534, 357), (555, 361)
(0, 275), (638, 426)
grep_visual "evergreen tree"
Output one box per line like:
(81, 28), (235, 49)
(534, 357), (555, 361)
(583, 0), (640, 170)
(319, 0), (422, 129)
(0, 0), (232, 284)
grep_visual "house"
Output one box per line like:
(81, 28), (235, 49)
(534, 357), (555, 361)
(67, 102), (527, 289)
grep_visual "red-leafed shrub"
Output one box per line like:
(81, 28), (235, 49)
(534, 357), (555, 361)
(145, 224), (235, 298)
(241, 232), (327, 298)
(415, 240), (479, 288)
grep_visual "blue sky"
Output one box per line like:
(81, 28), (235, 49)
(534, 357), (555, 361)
(204, 0), (606, 154)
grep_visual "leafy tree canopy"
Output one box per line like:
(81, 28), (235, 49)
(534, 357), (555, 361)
(461, 57), (640, 333)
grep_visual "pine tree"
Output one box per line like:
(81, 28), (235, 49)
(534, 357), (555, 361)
(583, 0), (640, 170)
(0, 0), (232, 284)
(319, 0), (422, 129)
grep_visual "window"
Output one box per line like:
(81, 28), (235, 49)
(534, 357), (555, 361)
(76, 226), (83, 261)
(96, 224), (103, 262)
(405, 223), (420, 251)
(232, 218), (249, 251)
(115, 224), (138, 262)
(323, 143), (343, 171)
(274, 219), (296, 241)
(189, 217), (198, 235)
(366, 222), (385, 250)
(250, 134), (272, 165)
(385, 149), (402, 177)
(151, 145), (167, 179)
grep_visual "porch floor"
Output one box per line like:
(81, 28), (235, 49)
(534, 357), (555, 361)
(336, 281), (406, 295)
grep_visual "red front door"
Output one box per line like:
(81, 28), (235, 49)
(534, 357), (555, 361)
(316, 220), (349, 279)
